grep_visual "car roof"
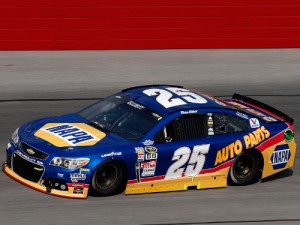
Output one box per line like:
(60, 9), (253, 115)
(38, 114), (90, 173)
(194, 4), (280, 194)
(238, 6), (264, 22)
(120, 85), (234, 115)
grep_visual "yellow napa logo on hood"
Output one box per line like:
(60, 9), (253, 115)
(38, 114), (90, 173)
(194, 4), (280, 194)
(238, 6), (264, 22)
(34, 123), (106, 147)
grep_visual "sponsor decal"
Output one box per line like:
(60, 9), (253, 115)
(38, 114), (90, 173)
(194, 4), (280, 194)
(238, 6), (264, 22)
(141, 160), (157, 177)
(136, 147), (158, 179)
(7, 143), (11, 149)
(263, 116), (277, 122)
(145, 146), (157, 154)
(15, 150), (43, 165)
(249, 118), (260, 129)
(214, 140), (243, 166)
(44, 124), (96, 144)
(141, 160), (156, 169)
(145, 153), (158, 160)
(229, 102), (277, 122)
(80, 168), (90, 173)
(69, 183), (85, 188)
(271, 144), (290, 170)
(57, 173), (64, 177)
(207, 113), (214, 135)
(73, 188), (84, 194)
(243, 126), (270, 149)
(214, 126), (270, 166)
(34, 123), (106, 147)
(70, 173), (86, 182)
(135, 147), (145, 162)
(207, 115), (214, 126)
(141, 167), (156, 177)
(101, 152), (122, 158)
(208, 127), (214, 136)
(236, 112), (249, 120)
(142, 140), (154, 146)
(127, 101), (145, 109)
(181, 110), (198, 115)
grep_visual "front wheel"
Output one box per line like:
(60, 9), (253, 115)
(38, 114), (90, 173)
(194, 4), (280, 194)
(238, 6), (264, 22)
(90, 161), (127, 196)
(229, 151), (262, 185)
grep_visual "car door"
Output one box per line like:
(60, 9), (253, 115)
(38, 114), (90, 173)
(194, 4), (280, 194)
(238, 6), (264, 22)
(141, 111), (249, 182)
(149, 112), (211, 181)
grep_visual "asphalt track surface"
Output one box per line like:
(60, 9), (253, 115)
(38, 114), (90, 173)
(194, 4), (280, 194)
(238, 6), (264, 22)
(0, 50), (300, 225)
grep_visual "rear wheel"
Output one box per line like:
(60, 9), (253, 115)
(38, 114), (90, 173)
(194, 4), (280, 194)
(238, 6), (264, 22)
(90, 161), (127, 196)
(229, 151), (262, 185)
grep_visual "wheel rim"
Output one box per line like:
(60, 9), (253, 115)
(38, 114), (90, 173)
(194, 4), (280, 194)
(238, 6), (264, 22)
(233, 154), (255, 179)
(95, 164), (118, 190)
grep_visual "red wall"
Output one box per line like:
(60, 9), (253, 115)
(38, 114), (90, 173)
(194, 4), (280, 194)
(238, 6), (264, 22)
(1, 0), (300, 50)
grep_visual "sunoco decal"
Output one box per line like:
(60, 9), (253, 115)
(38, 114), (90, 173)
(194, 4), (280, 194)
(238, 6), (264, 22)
(34, 123), (106, 147)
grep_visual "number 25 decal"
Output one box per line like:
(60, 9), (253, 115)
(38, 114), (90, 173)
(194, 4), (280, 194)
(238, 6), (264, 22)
(143, 87), (207, 108)
(165, 144), (210, 179)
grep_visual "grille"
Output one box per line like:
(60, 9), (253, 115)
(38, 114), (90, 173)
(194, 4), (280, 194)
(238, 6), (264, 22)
(12, 153), (44, 182)
(6, 154), (11, 168)
(20, 142), (48, 160)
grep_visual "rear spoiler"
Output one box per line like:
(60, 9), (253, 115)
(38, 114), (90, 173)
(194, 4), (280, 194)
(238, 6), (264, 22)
(232, 93), (294, 125)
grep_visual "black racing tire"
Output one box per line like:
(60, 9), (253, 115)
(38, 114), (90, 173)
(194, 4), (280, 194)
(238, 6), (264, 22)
(229, 150), (262, 186)
(90, 161), (127, 196)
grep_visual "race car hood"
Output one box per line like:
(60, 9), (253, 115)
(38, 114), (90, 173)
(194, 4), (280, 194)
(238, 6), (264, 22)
(18, 113), (130, 155)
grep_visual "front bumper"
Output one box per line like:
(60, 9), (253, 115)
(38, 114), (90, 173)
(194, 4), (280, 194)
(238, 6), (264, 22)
(3, 164), (89, 199)
(4, 141), (90, 199)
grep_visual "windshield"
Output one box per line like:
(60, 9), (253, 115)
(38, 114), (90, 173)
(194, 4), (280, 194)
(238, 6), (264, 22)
(79, 95), (163, 142)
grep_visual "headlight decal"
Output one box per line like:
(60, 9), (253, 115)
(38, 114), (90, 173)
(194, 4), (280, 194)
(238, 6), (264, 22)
(50, 157), (90, 169)
(11, 128), (19, 146)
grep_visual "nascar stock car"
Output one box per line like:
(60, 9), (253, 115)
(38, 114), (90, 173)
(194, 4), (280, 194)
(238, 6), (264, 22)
(3, 85), (296, 199)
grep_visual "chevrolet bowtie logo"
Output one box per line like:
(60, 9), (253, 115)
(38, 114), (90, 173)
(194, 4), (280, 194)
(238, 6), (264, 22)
(26, 148), (35, 155)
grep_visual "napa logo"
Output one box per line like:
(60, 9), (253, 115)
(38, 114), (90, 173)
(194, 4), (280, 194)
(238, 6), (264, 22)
(35, 123), (106, 147)
(271, 144), (290, 170)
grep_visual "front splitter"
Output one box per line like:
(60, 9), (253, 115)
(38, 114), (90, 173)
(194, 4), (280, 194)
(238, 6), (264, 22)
(3, 164), (88, 199)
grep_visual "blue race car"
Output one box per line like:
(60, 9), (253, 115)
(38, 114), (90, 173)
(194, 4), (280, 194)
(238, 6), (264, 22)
(3, 85), (296, 198)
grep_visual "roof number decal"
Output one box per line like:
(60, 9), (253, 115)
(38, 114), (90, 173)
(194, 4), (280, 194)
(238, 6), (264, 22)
(143, 87), (207, 108)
